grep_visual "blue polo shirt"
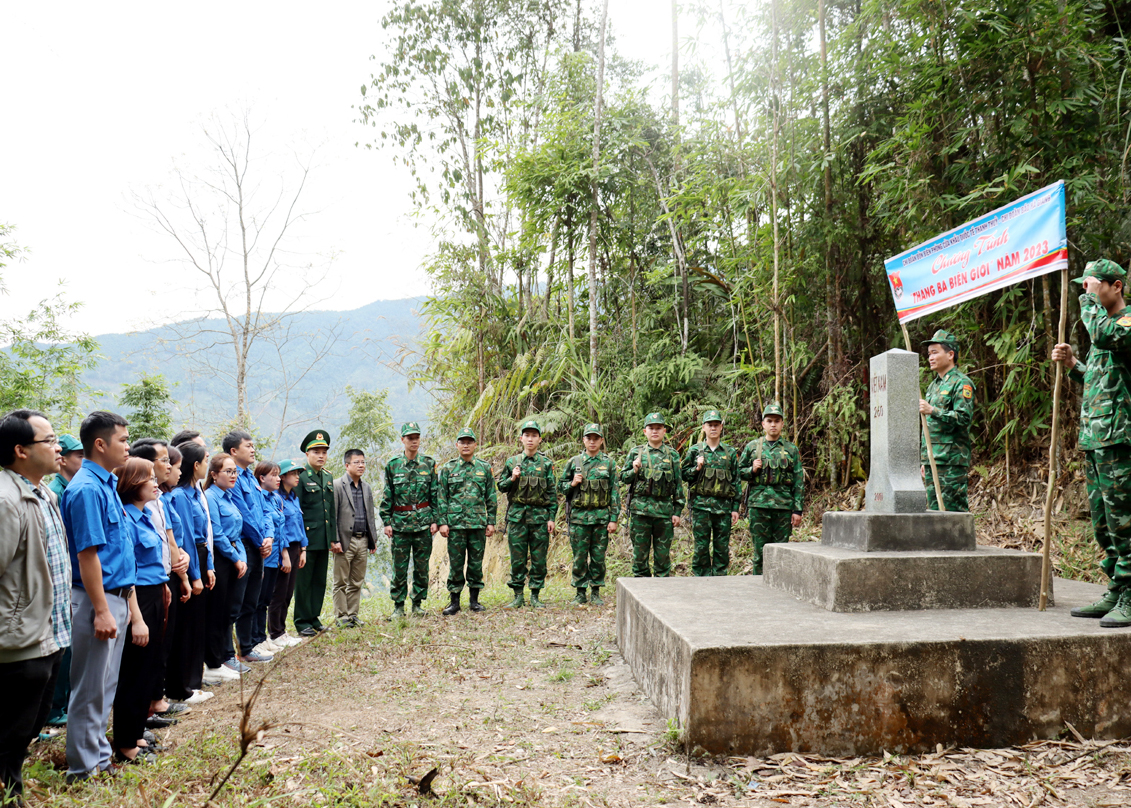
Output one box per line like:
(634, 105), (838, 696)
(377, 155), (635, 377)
(281, 490), (307, 548)
(231, 466), (273, 548)
(167, 486), (212, 575)
(126, 504), (169, 586)
(61, 459), (136, 591)
(205, 485), (245, 564)
(264, 491), (285, 568)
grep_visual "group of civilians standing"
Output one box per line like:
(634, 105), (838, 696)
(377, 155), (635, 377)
(0, 410), (379, 805)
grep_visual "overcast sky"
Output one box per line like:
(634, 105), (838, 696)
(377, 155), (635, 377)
(2, 1), (745, 336)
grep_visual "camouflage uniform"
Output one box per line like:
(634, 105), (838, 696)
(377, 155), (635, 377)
(379, 427), (440, 607)
(1065, 260), (1131, 622)
(621, 414), (685, 578)
(681, 410), (741, 577)
(497, 443), (556, 594)
(739, 406), (803, 575)
(559, 429), (620, 592)
(920, 330), (976, 512)
(437, 448), (496, 595)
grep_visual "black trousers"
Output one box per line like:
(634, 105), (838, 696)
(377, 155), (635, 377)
(0, 649), (61, 804)
(152, 581), (176, 702)
(166, 548), (207, 700)
(235, 538), (263, 656)
(205, 555), (237, 668)
(269, 542), (303, 639)
(113, 583), (165, 752)
(254, 566), (279, 647)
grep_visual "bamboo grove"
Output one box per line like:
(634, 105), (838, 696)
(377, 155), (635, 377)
(357, 0), (1131, 486)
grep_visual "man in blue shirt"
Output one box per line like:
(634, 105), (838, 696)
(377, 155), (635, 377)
(222, 430), (274, 663)
(60, 411), (134, 782)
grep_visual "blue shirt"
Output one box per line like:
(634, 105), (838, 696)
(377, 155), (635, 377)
(230, 466), (273, 548)
(167, 486), (212, 576)
(281, 489), (307, 548)
(205, 485), (245, 564)
(61, 459), (136, 591)
(126, 504), (169, 586)
(264, 491), (286, 568)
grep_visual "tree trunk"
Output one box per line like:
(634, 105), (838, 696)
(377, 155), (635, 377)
(770, 0), (782, 402)
(588, 0), (610, 393)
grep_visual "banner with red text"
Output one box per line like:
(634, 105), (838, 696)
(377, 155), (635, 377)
(884, 180), (1067, 323)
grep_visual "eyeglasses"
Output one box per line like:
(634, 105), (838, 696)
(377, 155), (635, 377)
(26, 436), (59, 446)
(220, 468), (239, 475)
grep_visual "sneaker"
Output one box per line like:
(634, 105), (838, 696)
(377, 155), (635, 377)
(277, 634), (302, 647)
(1100, 591), (1131, 627)
(223, 658), (251, 674)
(204, 666), (239, 684)
(253, 641), (278, 656)
(589, 589), (605, 607)
(239, 650), (274, 663)
(1071, 588), (1122, 618)
(185, 690), (214, 704)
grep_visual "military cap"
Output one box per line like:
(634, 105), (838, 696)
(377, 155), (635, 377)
(583, 422), (603, 437)
(1073, 258), (1128, 285)
(58, 434), (82, 455)
(400, 421), (422, 437)
(519, 418), (542, 434)
(702, 409), (723, 424)
(762, 403), (784, 419)
(278, 458), (300, 477)
(301, 429), (330, 452)
(456, 427), (477, 441)
(643, 412), (668, 428)
(921, 329), (959, 352)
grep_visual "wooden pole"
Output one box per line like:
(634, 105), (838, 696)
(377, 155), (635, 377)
(901, 323), (947, 512)
(1040, 267), (1070, 610)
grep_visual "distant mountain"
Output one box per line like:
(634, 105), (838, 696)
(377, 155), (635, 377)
(82, 298), (432, 455)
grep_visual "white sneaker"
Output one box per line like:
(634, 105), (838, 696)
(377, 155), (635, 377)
(262, 639), (284, 653)
(204, 665), (240, 683)
(253, 641), (278, 656)
(274, 634), (301, 647)
(185, 690), (214, 704)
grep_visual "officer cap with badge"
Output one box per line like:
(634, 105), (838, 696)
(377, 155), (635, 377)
(643, 412), (668, 428)
(702, 409), (724, 425)
(519, 418), (541, 435)
(921, 329), (960, 354)
(301, 429), (331, 452)
(583, 422), (603, 438)
(456, 427), (477, 442)
(400, 422), (422, 438)
(763, 402), (784, 419)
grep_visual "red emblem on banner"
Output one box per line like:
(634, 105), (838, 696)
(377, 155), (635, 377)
(889, 271), (904, 301)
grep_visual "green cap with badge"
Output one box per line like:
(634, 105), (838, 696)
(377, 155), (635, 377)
(1073, 258), (1127, 285)
(519, 419), (541, 435)
(400, 422), (422, 437)
(278, 459), (300, 477)
(583, 422), (603, 437)
(643, 412), (668, 428)
(702, 409), (723, 424)
(920, 328), (959, 352)
(300, 429), (331, 452)
(58, 434), (83, 455)
(456, 427), (477, 441)
(762, 402), (784, 419)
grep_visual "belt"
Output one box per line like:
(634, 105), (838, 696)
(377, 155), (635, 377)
(351, 531), (368, 538)
(105, 586), (133, 599)
(393, 502), (431, 512)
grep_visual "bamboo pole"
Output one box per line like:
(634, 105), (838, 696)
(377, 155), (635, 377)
(1040, 267), (1070, 610)
(901, 323), (947, 512)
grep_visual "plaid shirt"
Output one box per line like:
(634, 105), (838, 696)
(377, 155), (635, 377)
(21, 474), (72, 654)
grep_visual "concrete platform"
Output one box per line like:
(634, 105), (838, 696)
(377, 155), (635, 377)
(822, 511), (975, 551)
(764, 542), (1047, 612)
(616, 575), (1131, 756)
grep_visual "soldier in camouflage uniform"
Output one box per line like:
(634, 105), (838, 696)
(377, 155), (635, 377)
(738, 403), (803, 575)
(681, 409), (741, 577)
(436, 427), (496, 616)
(496, 419), (557, 608)
(559, 423), (620, 606)
(621, 412), (685, 578)
(918, 329), (976, 512)
(1054, 259), (1131, 627)
(379, 422), (440, 617)
(295, 429), (335, 634)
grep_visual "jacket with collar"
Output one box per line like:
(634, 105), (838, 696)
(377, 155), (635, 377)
(333, 474), (379, 552)
(0, 467), (57, 662)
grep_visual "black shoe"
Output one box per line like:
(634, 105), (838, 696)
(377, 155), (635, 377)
(316, 624), (331, 632)
(299, 627), (318, 637)
(442, 593), (461, 616)
(351, 617), (365, 627)
(158, 702), (190, 717)
(145, 715), (177, 729)
(469, 588), (486, 612)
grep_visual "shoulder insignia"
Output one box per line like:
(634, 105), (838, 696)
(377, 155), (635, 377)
(962, 384), (973, 399)
(1118, 315), (1131, 327)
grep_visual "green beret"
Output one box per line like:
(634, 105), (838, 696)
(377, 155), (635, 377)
(301, 429), (330, 452)
(763, 403), (784, 419)
(456, 427), (477, 441)
(400, 422), (422, 437)
(702, 409), (723, 424)
(1073, 259), (1128, 285)
(921, 329), (959, 353)
(583, 422), (603, 437)
(58, 434), (83, 455)
(519, 419), (541, 435)
(278, 459), (300, 476)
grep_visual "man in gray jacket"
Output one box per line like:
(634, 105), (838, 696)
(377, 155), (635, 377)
(0, 410), (69, 805)
(332, 449), (379, 626)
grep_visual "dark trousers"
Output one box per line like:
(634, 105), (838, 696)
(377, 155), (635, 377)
(151, 583), (175, 702)
(269, 543), (303, 639)
(113, 584), (164, 752)
(293, 548), (329, 631)
(47, 645), (71, 724)
(0, 649), (61, 804)
(205, 555), (237, 668)
(254, 566), (279, 647)
(167, 544), (208, 697)
(235, 538), (264, 656)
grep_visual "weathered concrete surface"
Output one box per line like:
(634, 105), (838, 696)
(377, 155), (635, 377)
(616, 575), (1125, 756)
(764, 542), (1046, 611)
(822, 510), (976, 552)
(865, 350), (927, 514)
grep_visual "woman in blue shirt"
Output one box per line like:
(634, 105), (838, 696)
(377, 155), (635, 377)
(268, 460), (306, 647)
(112, 457), (166, 764)
(203, 454), (247, 682)
(251, 462), (285, 655)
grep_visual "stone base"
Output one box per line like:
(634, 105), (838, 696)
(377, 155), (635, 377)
(764, 542), (1046, 612)
(616, 575), (1131, 757)
(822, 510), (975, 551)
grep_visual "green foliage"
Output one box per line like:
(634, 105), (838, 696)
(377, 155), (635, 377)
(326, 386), (397, 478)
(209, 418), (274, 456)
(119, 373), (174, 441)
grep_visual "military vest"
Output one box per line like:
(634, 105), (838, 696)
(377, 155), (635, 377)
(691, 465), (734, 498)
(511, 470), (552, 505)
(632, 446), (678, 498)
(571, 455), (613, 509)
(751, 439), (792, 486)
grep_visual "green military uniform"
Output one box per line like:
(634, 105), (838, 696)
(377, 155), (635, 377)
(294, 430), (336, 632)
(47, 434), (82, 501)
(681, 410), (741, 577)
(1064, 260), (1131, 625)
(621, 413), (685, 578)
(437, 427), (497, 607)
(497, 420), (557, 605)
(920, 329), (976, 512)
(739, 404), (804, 575)
(559, 424), (620, 603)
(380, 422), (440, 612)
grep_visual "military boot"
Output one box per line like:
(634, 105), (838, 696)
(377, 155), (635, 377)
(411, 601), (426, 616)
(442, 592), (461, 616)
(391, 602), (405, 619)
(504, 588), (525, 609)
(572, 588), (588, 606)
(1100, 591), (1131, 627)
(1071, 588), (1122, 618)
(589, 587), (604, 607)
(530, 589), (547, 608)
(469, 589), (486, 612)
